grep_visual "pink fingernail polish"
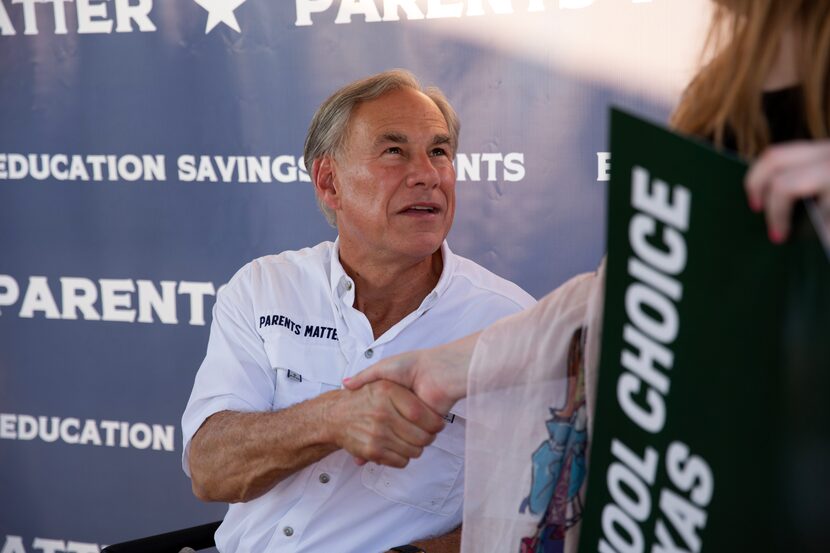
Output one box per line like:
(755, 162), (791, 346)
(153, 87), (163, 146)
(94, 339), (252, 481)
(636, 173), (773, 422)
(768, 228), (783, 244)
(749, 197), (762, 212)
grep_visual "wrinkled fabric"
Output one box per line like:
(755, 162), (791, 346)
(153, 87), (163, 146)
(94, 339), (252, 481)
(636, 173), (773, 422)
(462, 260), (605, 553)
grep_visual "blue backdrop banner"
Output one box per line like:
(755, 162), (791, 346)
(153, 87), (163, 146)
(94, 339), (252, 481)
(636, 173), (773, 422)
(0, 0), (708, 549)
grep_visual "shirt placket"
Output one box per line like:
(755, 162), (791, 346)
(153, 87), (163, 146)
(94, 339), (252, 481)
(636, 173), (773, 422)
(337, 283), (441, 379)
(332, 274), (375, 377)
(273, 452), (350, 552)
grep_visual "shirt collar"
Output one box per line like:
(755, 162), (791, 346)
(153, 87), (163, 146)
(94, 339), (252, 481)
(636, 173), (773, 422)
(430, 241), (456, 305)
(329, 238), (456, 310)
(329, 237), (353, 301)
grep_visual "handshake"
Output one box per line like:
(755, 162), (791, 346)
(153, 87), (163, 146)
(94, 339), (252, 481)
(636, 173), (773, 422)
(329, 332), (481, 468)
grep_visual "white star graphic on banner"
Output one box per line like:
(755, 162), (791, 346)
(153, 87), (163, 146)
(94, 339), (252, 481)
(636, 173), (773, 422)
(192, 0), (247, 34)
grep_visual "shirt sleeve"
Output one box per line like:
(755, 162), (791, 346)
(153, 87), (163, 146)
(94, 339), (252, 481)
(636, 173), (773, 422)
(180, 264), (277, 477)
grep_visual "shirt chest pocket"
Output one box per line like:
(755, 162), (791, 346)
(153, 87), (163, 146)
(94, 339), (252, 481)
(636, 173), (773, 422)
(262, 333), (344, 409)
(361, 416), (466, 517)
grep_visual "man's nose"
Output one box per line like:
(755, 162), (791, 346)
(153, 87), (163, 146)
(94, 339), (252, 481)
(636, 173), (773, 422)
(406, 151), (441, 188)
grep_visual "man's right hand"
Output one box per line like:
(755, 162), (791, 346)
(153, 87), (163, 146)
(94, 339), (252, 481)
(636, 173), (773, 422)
(189, 381), (445, 503)
(323, 380), (446, 468)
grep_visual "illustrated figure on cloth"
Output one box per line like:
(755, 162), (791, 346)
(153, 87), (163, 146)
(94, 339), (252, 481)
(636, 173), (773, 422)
(520, 327), (588, 553)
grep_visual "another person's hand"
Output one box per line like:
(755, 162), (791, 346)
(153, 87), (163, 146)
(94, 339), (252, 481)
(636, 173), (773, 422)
(745, 140), (830, 243)
(343, 332), (481, 416)
(324, 380), (444, 468)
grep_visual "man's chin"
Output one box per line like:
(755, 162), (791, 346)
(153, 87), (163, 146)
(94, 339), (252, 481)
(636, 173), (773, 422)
(397, 237), (445, 262)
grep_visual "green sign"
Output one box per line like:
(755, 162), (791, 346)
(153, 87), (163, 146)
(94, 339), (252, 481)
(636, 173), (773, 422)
(578, 110), (830, 553)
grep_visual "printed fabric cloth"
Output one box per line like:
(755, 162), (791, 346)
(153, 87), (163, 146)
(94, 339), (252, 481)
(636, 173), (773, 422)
(462, 259), (605, 553)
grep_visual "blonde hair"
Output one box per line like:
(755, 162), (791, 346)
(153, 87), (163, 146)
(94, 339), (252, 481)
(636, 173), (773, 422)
(671, 0), (830, 157)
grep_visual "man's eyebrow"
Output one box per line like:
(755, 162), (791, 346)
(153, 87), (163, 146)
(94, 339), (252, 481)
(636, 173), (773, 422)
(373, 133), (452, 147)
(431, 134), (451, 146)
(375, 132), (408, 146)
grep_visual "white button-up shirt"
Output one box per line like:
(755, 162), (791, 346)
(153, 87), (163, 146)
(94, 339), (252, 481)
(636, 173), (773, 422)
(182, 240), (535, 553)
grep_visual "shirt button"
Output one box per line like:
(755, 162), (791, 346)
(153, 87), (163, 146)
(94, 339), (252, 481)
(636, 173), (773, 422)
(364, 349), (374, 359)
(344, 280), (352, 291)
(283, 527), (294, 537)
(319, 473), (330, 484)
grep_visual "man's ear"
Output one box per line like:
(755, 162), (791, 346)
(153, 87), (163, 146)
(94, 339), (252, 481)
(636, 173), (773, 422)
(312, 156), (339, 213)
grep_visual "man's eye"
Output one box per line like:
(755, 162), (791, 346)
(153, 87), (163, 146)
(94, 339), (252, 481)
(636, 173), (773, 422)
(430, 148), (448, 157)
(385, 147), (402, 155)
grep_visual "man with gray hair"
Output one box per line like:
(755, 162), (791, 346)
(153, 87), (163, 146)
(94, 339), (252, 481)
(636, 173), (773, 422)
(181, 69), (534, 553)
